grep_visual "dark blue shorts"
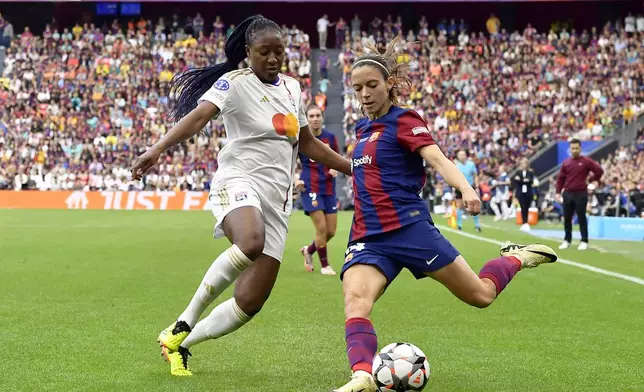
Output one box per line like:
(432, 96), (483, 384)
(340, 220), (460, 285)
(300, 192), (338, 215)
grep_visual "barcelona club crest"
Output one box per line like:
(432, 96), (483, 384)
(368, 132), (381, 142)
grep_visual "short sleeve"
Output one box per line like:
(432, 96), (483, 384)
(396, 110), (436, 152)
(198, 77), (236, 115)
(298, 104), (308, 128)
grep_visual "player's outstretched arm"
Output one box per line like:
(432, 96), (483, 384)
(419, 145), (481, 214)
(299, 125), (352, 175)
(131, 101), (219, 180)
(156, 101), (219, 152)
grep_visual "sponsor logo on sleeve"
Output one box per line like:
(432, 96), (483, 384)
(235, 191), (248, 202)
(412, 126), (430, 136)
(214, 79), (230, 91)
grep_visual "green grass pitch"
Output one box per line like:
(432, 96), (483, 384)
(1, 210), (643, 392)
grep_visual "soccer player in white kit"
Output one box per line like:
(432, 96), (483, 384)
(131, 15), (351, 376)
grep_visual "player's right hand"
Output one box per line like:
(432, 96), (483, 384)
(295, 180), (306, 192)
(131, 146), (162, 181)
(462, 189), (481, 215)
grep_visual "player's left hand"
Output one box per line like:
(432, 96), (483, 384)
(329, 169), (338, 178)
(462, 189), (481, 215)
(295, 180), (306, 192)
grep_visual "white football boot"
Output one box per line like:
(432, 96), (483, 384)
(500, 241), (558, 269)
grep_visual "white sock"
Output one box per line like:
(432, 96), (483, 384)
(181, 298), (252, 348)
(177, 245), (253, 328)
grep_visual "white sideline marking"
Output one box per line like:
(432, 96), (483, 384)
(436, 225), (644, 286)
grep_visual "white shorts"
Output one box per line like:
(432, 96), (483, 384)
(208, 175), (291, 262)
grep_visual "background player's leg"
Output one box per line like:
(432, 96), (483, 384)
(472, 212), (481, 231)
(318, 210), (338, 274)
(311, 210), (329, 267)
(181, 254), (280, 348)
(456, 198), (464, 229)
(324, 212), (337, 242)
(176, 206), (264, 328)
(342, 264), (387, 375)
(302, 210), (325, 272)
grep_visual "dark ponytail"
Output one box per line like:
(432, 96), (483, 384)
(169, 15), (263, 120)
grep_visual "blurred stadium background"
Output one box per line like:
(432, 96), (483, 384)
(1, 1), (643, 391)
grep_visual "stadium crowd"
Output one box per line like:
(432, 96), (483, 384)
(0, 14), (313, 191)
(587, 126), (644, 217)
(336, 14), (643, 217)
(1, 11), (643, 220)
(340, 14), (643, 164)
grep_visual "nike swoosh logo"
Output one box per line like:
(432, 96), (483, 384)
(426, 255), (439, 265)
(529, 250), (558, 263)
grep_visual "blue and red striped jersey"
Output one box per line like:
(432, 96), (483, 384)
(298, 129), (340, 196)
(350, 106), (436, 242)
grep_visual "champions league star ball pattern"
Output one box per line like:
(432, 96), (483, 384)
(372, 343), (430, 392)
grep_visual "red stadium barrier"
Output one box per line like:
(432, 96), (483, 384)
(0, 191), (210, 210)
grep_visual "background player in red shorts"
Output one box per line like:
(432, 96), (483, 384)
(296, 105), (340, 276)
(333, 37), (558, 392)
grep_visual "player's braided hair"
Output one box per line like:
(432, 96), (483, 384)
(169, 15), (282, 120)
(351, 35), (413, 107)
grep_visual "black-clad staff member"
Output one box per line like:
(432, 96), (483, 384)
(513, 157), (538, 232)
(555, 139), (604, 251)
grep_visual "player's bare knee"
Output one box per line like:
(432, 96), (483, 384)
(326, 227), (336, 241)
(468, 291), (494, 309)
(235, 290), (269, 317)
(235, 231), (264, 261)
(315, 220), (327, 237)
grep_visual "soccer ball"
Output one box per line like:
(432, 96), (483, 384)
(372, 342), (430, 392)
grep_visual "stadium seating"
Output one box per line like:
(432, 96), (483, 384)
(340, 18), (642, 171)
(592, 127), (644, 217)
(0, 16), (313, 191)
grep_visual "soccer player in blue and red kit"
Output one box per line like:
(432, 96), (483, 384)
(297, 105), (340, 275)
(332, 37), (559, 392)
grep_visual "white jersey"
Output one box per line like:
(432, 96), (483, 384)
(199, 68), (308, 208)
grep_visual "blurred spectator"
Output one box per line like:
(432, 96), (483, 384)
(317, 14), (332, 50)
(486, 14), (501, 37)
(318, 48), (330, 79)
(335, 17), (347, 49)
(0, 13), (14, 48)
